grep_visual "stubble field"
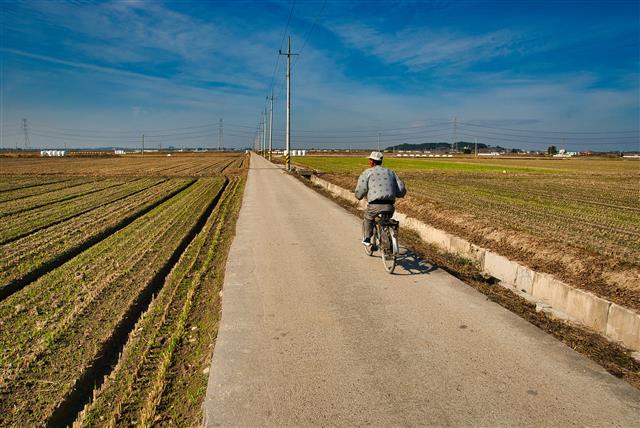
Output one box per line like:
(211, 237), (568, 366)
(0, 153), (247, 427)
(293, 156), (640, 311)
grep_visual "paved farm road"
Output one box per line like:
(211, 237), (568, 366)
(204, 153), (639, 426)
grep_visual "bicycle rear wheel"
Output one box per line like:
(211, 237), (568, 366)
(380, 226), (396, 273)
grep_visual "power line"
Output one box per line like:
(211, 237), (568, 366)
(459, 121), (639, 134)
(456, 125), (638, 140)
(31, 122), (220, 134)
(291, 0), (327, 69)
(24, 125), (638, 145)
(267, 0), (296, 98)
(454, 131), (638, 147)
(9, 118), (638, 137)
(8, 118), (639, 151)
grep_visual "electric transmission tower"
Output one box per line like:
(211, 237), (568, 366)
(21, 119), (31, 150)
(453, 116), (458, 153)
(219, 118), (223, 151)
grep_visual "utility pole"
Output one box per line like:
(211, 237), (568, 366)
(475, 137), (478, 157)
(280, 36), (298, 171)
(268, 91), (274, 161)
(255, 129), (260, 153)
(262, 110), (267, 157)
(21, 118), (30, 150)
(218, 118), (223, 151)
(141, 134), (145, 157)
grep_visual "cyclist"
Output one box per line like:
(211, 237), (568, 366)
(355, 151), (406, 246)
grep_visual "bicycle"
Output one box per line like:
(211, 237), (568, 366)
(364, 213), (400, 273)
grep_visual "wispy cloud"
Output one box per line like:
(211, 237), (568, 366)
(1, 48), (165, 82)
(5, 1), (278, 91)
(329, 22), (519, 71)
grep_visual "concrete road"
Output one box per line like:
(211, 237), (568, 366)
(203, 153), (639, 427)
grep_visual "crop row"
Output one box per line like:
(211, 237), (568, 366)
(0, 177), (94, 203)
(0, 177), (226, 426)
(0, 154), (246, 177)
(77, 177), (242, 427)
(408, 177), (638, 231)
(0, 177), (162, 245)
(0, 178), (194, 299)
(0, 178), (123, 217)
(0, 176), (71, 192)
(405, 178), (640, 265)
(401, 172), (638, 212)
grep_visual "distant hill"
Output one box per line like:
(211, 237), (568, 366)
(386, 142), (489, 151)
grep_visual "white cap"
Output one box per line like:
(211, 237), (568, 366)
(367, 151), (384, 161)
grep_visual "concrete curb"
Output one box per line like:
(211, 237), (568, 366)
(309, 174), (640, 351)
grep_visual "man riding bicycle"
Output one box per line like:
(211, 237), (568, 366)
(355, 151), (406, 247)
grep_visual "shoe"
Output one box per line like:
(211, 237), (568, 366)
(361, 238), (371, 246)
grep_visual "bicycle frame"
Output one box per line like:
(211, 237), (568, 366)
(365, 214), (399, 273)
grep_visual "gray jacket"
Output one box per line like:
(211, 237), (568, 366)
(354, 165), (406, 203)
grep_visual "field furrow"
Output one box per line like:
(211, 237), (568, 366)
(0, 178), (226, 426)
(0, 176), (71, 192)
(0, 177), (92, 203)
(0, 178), (123, 217)
(77, 178), (240, 427)
(0, 178), (194, 300)
(0, 178), (160, 244)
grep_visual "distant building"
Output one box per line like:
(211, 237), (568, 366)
(553, 149), (576, 158)
(40, 150), (65, 157)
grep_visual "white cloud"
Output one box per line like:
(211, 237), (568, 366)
(9, 0), (279, 90)
(328, 21), (519, 71)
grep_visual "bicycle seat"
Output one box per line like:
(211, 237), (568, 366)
(375, 214), (399, 227)
(374, 212), (393, 220)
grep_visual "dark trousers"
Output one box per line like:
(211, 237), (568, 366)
(362, 204), (395, 239)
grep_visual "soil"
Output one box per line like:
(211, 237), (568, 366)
(154, 177), (246, 426)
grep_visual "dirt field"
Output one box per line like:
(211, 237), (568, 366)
(0, 152), (247, 177)
(292, 156), (640, 311)
(0, 153), (247, 426)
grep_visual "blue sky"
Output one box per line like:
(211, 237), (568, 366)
(0, 0), (638, 150)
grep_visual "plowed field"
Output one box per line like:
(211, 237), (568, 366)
(0, 153), (247, 426)
(293, 156), (640, 311)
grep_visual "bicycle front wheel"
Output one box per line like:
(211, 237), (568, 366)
(380, 227), (396, 273)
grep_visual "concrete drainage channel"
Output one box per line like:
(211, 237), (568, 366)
(307, 173), (640, 353)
